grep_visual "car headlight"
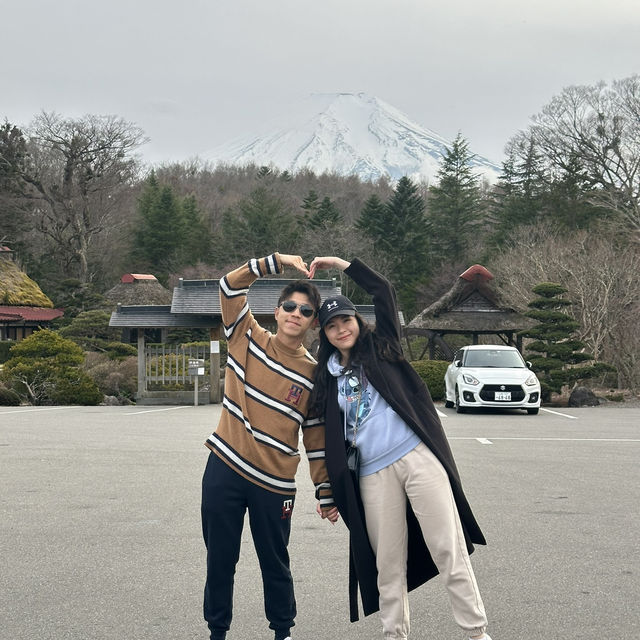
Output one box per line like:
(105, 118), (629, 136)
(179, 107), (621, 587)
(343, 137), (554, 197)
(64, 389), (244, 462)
(525, 374), (538, 386)
(462, 373), (480, 385)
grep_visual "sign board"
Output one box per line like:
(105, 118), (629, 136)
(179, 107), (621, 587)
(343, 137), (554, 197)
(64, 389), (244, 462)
(188, 358), (205, 376)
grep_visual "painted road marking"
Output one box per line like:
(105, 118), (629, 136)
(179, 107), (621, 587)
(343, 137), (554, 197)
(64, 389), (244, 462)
(540, 408), (578, 419)
(449, 437), (640, 443)
(436, 408), (447, 418)
(0, 406), (83, 415)
(124, 406), (193, 415)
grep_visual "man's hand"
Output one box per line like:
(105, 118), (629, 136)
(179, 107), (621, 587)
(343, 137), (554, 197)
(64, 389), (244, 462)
(279, 254), (310, 277)
(317, 503), (340, 524)
(309, 256), (350, 279)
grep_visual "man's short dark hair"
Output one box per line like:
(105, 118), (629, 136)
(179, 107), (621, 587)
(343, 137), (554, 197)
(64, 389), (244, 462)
(278, 280), (321, 313)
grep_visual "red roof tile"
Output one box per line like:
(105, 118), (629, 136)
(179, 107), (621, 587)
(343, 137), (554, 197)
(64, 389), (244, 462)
(0, 306), (64, 322)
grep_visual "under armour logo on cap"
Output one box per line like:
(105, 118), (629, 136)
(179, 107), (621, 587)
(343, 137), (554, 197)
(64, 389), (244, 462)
(318, 295), (356, 328)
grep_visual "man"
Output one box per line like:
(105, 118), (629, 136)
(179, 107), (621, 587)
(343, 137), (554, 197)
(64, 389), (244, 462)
(201, 252), (338, 640)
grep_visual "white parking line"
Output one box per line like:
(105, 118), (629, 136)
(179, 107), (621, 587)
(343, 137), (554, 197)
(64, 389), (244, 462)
(540, 408), (578, 419)
(436, 408), (447, 418)
(449, 437), (640, 443)
(0, 406), (83, 415)
(123, 406), (193, 415)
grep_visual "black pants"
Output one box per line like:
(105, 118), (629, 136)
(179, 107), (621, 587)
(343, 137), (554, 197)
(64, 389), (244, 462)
(201, 452), (296, 638)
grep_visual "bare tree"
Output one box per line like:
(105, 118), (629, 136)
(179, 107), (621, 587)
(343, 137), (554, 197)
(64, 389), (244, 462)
(11, 112), (146, 283)
(514, 76), (640, 238)
(491, 225), (640, 389)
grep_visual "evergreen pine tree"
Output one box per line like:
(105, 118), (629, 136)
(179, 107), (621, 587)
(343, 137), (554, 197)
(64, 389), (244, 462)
(355, 194), (386, 238)
(357, 177), (429, 317)
(217, 187), (298, 264)
(521, 282), (613, 401)
(428, 133), (482, 264)
(490, 135), (548, 245)
(132, 175), (185, 277)
(306, 196), (342, 230)
(180, 195), (211, 264)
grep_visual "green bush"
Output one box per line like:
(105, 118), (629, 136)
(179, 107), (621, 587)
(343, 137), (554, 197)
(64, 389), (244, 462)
(104, 341), (138, 360)
(83, 352), (138, 400)
(0, 340), (16, 363)
(0, 385), (20, 406)
(410, 359), (449, 401)
(1, 329), (102, 405)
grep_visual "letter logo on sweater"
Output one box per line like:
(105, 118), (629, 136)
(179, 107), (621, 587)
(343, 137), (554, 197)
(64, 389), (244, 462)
(285, 384), (304, 405)
(281, 499), (294, 519)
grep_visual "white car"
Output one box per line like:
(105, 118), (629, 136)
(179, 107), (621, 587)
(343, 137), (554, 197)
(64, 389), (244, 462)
(444, 345), (541, 414)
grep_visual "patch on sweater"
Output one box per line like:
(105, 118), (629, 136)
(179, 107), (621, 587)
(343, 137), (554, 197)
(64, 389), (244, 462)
(285, 383), (304, 405)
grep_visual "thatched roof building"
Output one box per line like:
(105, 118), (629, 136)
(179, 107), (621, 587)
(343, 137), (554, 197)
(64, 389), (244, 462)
(406, 264), (536, 359)
(0, 248), (64, 341)
(104, 274), (172, 306)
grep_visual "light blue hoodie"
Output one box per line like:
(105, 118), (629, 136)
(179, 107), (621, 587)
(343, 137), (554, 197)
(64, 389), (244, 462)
(327, 352), (421, 477)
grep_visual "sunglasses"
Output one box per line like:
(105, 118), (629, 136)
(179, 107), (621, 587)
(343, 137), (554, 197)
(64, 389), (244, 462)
(279, 300), (316, 318)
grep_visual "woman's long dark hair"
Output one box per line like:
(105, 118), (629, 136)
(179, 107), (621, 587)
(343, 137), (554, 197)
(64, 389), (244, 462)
(310, 312), (402, 415)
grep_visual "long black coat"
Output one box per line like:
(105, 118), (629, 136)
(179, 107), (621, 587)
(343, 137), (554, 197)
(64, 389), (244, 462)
(321, 259), (486, 622)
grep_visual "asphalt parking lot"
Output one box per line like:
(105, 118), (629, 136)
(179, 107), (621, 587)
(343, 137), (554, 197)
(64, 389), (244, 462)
(1, 403), (638, 640)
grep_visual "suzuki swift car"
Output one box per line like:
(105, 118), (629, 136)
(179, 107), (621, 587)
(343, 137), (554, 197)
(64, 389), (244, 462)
(444, 345), (541, 414)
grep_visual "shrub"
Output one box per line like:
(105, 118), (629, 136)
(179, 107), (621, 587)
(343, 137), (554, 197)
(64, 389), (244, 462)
(0, 340), (16, 363)
(83, 353), (138, 400)
(410, 359), (449, 401)
(104, 342), (137, 360)
(1, 329), (102, 405)
(0, 385), (20, 406)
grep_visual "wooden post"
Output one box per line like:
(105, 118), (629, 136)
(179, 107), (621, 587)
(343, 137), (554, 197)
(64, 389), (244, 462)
(137, 330), (146, 398)
(210, 326), (221, 404)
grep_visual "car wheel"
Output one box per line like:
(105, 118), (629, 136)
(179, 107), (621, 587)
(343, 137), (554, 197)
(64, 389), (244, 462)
(455, 387), (466, 413)
(527, 408), (539, 415)
(444, 400), (454, 409)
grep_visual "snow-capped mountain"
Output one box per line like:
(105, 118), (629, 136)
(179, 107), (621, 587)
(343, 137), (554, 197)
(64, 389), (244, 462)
(202, 93), (501, 184)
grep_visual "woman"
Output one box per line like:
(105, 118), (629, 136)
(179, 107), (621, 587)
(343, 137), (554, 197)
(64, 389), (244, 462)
(309, 256), (492, 640)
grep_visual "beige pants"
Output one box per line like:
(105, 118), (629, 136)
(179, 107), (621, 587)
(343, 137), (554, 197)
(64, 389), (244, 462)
(359, 442), (487, 639)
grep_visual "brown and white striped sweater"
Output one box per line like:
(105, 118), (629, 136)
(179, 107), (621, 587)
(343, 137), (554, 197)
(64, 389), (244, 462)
(205, 253), (334, 508)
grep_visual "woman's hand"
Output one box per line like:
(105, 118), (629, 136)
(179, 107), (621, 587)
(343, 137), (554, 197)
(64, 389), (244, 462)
(309, 256), (351, 279)
(316, 503), (340, 524)
(279, 254), (310, 277)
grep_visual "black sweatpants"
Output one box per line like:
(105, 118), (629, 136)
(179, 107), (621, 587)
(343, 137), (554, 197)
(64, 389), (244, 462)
(201, 452), (296, 639)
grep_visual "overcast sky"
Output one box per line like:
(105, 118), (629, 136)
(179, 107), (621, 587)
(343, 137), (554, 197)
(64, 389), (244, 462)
(3, 0), (639, 166)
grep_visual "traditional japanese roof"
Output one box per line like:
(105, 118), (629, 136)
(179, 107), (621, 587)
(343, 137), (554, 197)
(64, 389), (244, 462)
(408, 264), (534, 333)
(0, 306), (64, 323)
(0, 257), (54, 307)
(170, 278), (341, 315)
(120, 274), (158, 283)
(109, 278), (342, 329)
(105, 276), (172, 306)
(109, 305), (215, 329)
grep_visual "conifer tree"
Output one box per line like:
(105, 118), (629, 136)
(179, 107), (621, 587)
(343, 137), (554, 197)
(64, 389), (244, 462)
(521, 282), (613, 401)
(306, 196), (342, 230)
(357, 177), (429, 317)
(217, 187), (298, 264)
(180, 195), (211, 264)
(132, 175), (186, 276)
(489, 134), (549, 246)
(428, 133), (482, 264)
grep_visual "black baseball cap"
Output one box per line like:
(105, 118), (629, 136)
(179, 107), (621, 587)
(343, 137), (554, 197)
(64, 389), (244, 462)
(318, 295), (356, 328)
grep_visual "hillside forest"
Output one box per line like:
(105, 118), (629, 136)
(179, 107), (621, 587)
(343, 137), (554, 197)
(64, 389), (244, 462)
(1, 75), (639, 391)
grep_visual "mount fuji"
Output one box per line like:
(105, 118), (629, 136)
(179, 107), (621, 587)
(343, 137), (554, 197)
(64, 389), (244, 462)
(202, 93), (501, 184)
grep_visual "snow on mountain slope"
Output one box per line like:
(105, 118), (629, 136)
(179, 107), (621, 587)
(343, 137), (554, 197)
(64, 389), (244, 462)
(202, 93), (501, 184)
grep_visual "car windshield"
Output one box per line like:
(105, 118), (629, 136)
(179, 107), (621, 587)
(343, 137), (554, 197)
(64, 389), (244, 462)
(463, 349), (525, 368)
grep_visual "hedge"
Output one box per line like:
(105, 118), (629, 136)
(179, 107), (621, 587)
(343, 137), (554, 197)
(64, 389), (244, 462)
(410, 359), (449, 401)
